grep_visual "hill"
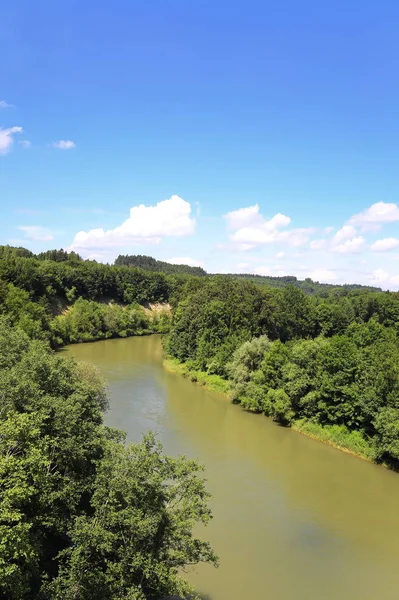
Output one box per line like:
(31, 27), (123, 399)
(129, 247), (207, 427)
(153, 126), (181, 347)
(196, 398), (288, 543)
(114, 254), (207, 276)
(231, 273), (382, 295)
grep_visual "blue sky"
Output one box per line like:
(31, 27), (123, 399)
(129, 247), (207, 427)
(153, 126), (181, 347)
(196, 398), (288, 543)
(1, 0), (399, 288)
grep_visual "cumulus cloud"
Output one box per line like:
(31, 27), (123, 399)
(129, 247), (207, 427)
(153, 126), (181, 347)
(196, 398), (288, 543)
(224, 204), (263, 230)
(370, 238), (399, 252)
(331, 236), (365, 254)
(70, 195), (196, 252)
(19, 140), (32, 148)
(166, 257), (204, 268)
(254, 266), (272, 276)
(307, 269), (337, 282)
(370, 269), (399, 287)
(327, 225), (366, 254)
(310, 239), (326, 250)
(18, 225), (54, 241)
(224, 204), (313, 249)
(52, 140), (76, 150)
(331, 225), (357, 245)
(0, 100), (13, 108)
(348, 202), (399, 228)
(0, 126), (23, 155)
(254, 265), (289, 277)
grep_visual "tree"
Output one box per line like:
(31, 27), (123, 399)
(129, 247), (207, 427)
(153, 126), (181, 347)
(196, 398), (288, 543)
(51, 434), (217, 600)
(0, 321), (217, 599)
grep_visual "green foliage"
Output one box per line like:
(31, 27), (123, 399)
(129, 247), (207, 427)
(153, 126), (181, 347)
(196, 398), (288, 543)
(164, 358), (231, 395)
(0, 246), (173, 307)
(227, 336), (270, 384)
(233, 272), (382, 294)
(1, 245), (399, 467)
(221, 321), (399, 465)
(293, 420), (375, 460)
(166, 277), (278, 375)
(115, 254), (207, 276)
(267, 389), (295, 424)
(163, 267), (399, 467)
(0, 320), (217, 599)
(0, 283), (52, 341)
(52, 299), (152, 344)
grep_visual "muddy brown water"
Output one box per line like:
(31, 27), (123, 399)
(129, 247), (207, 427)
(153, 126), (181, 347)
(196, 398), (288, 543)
(66, 335), (399, 600)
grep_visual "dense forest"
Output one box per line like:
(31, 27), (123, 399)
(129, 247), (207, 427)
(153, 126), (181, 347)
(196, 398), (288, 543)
(115, 254), (207, 276)
(1, 243), (399, 595)
(165, 277), (399, 467)
(232, 273), (382, 295)
(0, 321), (217, 598)
(0, 245), (220, 598)
(114, 252), (381, 294)
(0, 245), (177, 345)
(0, 243), (398, 462)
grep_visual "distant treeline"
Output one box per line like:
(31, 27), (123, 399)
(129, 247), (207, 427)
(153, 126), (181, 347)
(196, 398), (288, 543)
(115, 252), (382, 294)
(233, 273), (382, 295)
(115, 254), (207, 276)
(1, 244), (399, 467)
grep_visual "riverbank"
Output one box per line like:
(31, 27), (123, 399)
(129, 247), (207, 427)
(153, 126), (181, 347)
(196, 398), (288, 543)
(163, 357), (231, 395)
(51, 300), (171, 347)
(163, 357), (376, 463)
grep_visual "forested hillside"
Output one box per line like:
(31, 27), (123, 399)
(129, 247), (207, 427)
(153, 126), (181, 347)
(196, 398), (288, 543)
(115, 253), (207, 276)
(0, 246), (177, 345)
(233, 273), (382, 295)
(0, 245), (221, 598)
(165, 277), (399, 468)
(1, 244), (398, 469)
(114, 252), (381, 294)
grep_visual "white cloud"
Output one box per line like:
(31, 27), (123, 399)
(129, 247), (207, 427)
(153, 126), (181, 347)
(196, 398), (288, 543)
(253, 265), (289, 277)
(370, 238), (399, 252)
(166, 256), (204, 268)
(18, 226), (54, 241)
(0, 126), (23, 155)
(331, 236), (365, 254)
(224, 204), (262, 230)
(236, 262), (250, 271)
(307, 269), (337, 282)
(19, 140), (32, 148)
(70, 195), (196, 252)
(254, 266), (273, 276)
(225, 204), (313, 249)
(324, 226), (334, 234)
(275, 251), (285, 258)
(52, 140), (76, 150)
(0, 100), (13, 108)
(348, 202), (399, 227)
(236, 243), (256, 251)
(310, 239), (326, 250)
(332, 225), (357, 245)
(370, 269), (399, 287)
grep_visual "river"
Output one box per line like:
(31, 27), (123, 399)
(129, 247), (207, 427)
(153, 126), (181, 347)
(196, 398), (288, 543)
(65, 335), (399, 600)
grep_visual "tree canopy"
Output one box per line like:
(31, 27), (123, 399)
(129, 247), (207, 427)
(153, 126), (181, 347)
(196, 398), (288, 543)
(0, 320), (217, 599)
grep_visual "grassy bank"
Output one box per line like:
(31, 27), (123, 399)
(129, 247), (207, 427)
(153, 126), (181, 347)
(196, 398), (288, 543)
(163, 358), (231, 396)
(163, 358), (377, 462)
(292, 420), (375, 461)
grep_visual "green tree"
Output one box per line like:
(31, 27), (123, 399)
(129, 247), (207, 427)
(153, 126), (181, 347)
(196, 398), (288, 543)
(0, 321), (217, 599)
